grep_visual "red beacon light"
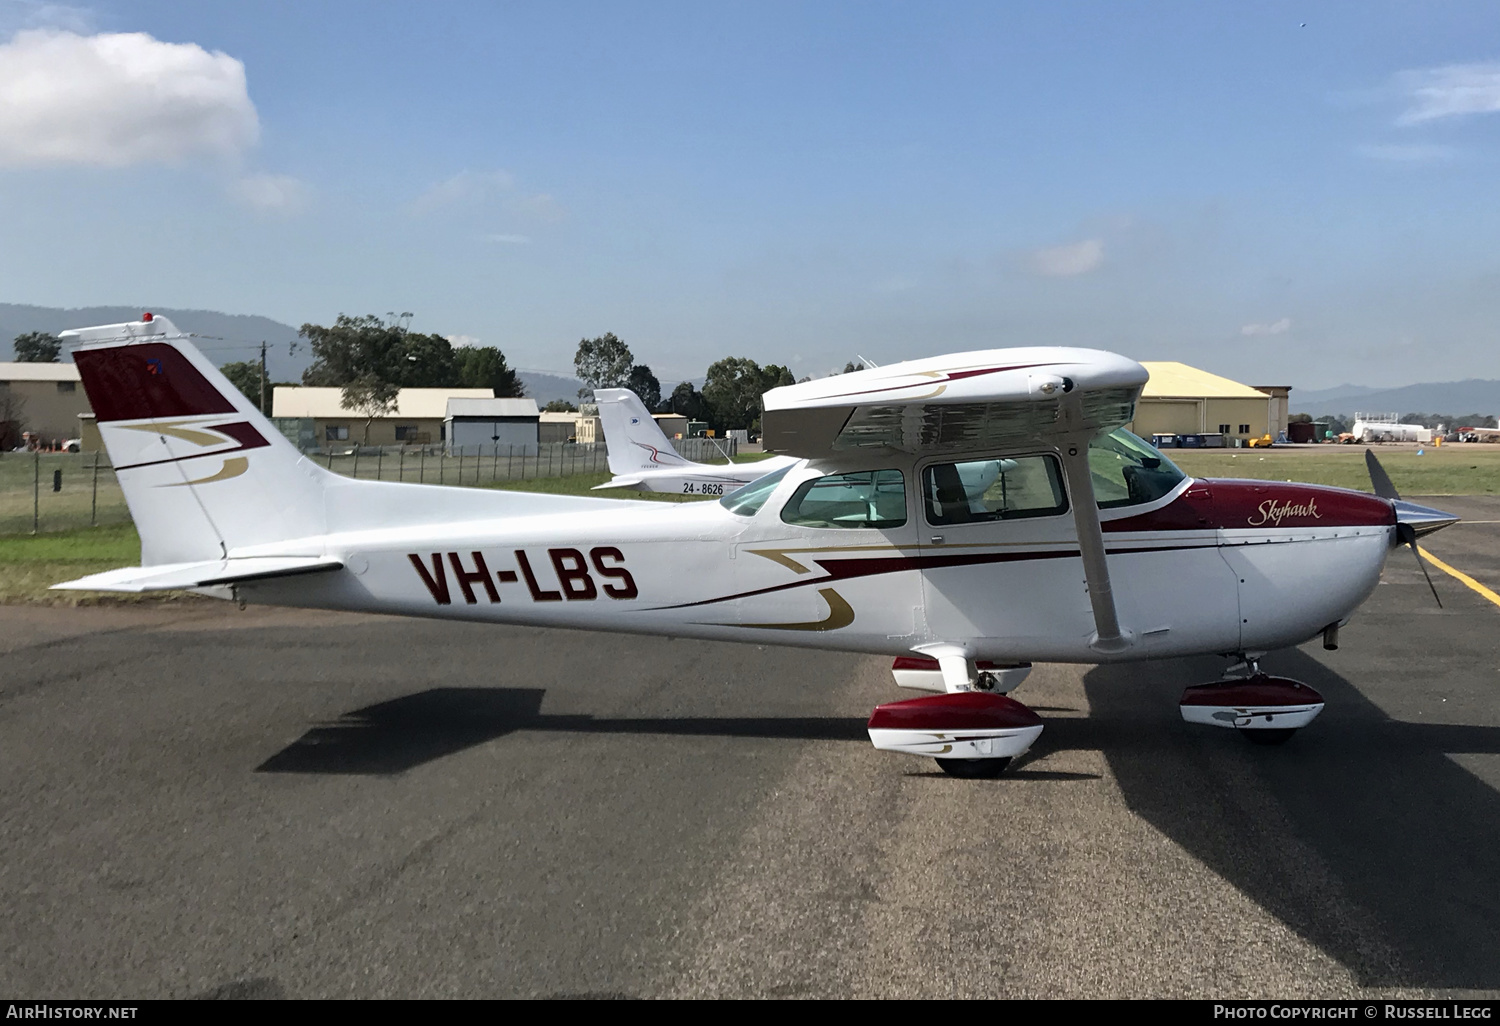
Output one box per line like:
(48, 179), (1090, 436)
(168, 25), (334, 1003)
(141, 312), (153, 322)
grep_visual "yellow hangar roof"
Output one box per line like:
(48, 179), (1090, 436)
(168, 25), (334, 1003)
(1139, 362), (1268, 400)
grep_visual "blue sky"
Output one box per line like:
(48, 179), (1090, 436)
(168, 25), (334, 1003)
(1, 1), (1497, 389)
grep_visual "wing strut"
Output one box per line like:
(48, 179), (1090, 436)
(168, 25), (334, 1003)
(1058, 441), (1132, 653)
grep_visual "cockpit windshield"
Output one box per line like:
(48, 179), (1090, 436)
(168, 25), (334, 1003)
(1088, 429), (1186, 509)
(720, 465), (792, 517)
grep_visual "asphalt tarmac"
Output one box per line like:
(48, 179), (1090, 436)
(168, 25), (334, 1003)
(2, 496), (1498, 999)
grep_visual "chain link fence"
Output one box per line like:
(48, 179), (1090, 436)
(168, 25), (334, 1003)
(0, 452), (131, 535)
(2, 437), (741, 535)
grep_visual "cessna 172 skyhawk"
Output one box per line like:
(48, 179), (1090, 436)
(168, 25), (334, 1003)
(591, 387), (798, 495)
(55, 316), (1459, 777)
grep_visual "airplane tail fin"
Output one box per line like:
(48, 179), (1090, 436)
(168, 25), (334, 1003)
(64, 316), (329, 566)
(593, 388), (694, 475)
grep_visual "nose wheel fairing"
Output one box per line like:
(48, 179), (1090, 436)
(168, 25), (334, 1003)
(1179, 674), (1325, 738)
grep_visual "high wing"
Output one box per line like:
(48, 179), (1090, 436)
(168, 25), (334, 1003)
(761, 348), (1150, 653)
(759, 348), (1146, 459)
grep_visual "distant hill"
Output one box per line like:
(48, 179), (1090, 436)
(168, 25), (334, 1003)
(1290, 383), (1382, 408)
(1, 304), (308, 381)
(1291, 379), (1500, 419)
(518, 370), (586, 405)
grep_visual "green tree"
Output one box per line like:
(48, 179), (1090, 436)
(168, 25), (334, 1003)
(220, 361), (267, 414)
(543, 399), (578, 413)
(13, 332), (61, 363)
(574, 332), (633, 400)
(703, 358), (796, 432)
(300, 314), (453, 445)
(667, 381), (708, 422)
(627, 364), (662, 410)
(703, 357), (761, 432)
(454, 346), (525, 398)
(760, 364), (796, 392)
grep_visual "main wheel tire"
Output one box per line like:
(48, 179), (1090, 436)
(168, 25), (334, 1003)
(935, 757), (1012, 778)
(1240, 727), (1297, 746)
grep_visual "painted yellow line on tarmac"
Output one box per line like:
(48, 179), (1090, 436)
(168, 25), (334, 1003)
(1418, 547), (1500, 610)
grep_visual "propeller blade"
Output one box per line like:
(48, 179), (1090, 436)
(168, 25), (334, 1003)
(1366, 449), (1400, 500)
(1397, 522), (1443, 608)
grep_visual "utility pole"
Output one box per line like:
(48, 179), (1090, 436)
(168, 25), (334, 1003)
(259, 341), (268, 415)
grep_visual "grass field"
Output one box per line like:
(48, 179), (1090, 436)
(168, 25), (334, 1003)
(1168, 443), (1500, 495)
(0, 523), (145, 606)
(1, 444), (1490, 605)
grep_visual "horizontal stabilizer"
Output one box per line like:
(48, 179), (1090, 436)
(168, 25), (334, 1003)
(592, 477), (644, 490)
(52, 556), (343, 593)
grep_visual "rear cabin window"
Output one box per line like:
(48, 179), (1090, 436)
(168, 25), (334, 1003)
(780, 470), (907, 529)
(923, 455), (1068, 525)
(1088, 429), (1186, 509)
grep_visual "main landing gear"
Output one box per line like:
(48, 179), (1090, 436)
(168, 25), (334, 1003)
(868, 657), (1043, 777)
(1178, 656), (1325, 746)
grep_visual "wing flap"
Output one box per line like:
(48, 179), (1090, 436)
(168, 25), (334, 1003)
(52, 556), (344, 593)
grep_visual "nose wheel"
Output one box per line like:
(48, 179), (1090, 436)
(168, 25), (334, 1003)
(1240, 728), (1298, 746)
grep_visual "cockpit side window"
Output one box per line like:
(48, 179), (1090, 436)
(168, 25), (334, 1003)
(923, 455), (1068, 526)
(780, 469), (907, 529)
(1088, 429), (1186, 509)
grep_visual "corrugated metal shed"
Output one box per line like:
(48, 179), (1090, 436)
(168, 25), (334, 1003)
(445, 397), (539, 418)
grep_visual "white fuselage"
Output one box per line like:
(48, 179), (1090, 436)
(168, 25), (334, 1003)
(237, 459), (1394, 665)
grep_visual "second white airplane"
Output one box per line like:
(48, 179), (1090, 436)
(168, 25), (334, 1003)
(592, 387), (798, 496)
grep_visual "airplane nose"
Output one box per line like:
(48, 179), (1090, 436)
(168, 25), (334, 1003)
(1392, 499), (1460, 538)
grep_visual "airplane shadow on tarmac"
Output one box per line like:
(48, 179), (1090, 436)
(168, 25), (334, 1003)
(1067, 651), (1500, 992)
(256, 686), (868, 777)
(259, 656), (1500, 990)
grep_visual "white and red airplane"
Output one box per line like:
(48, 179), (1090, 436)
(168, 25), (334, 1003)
(591, 387), (798, 496)
(55, 316), (1458, 777)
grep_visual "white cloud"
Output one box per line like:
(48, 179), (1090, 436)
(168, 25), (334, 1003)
(228, 173), (309, 212)
(485, 233), (531, 244)
(1030, 238), (1103, 277)
(1241, 318), (1292, 337)
(1395, 63), (1500, 125)
(1357, 143), (1457, 162)
(510, 191), (565, 222)
(446, 334), (482, 348)
(413, 169), (515, 213)
(0, 29), (259, 167)
(6, 2), (95, 33)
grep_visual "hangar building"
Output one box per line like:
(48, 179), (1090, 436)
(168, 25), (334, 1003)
(0, 362), (90, 447)
(271, 386), (494, 450)
(444, 397), (542, 452)
(1126, 363), (1290, 445)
